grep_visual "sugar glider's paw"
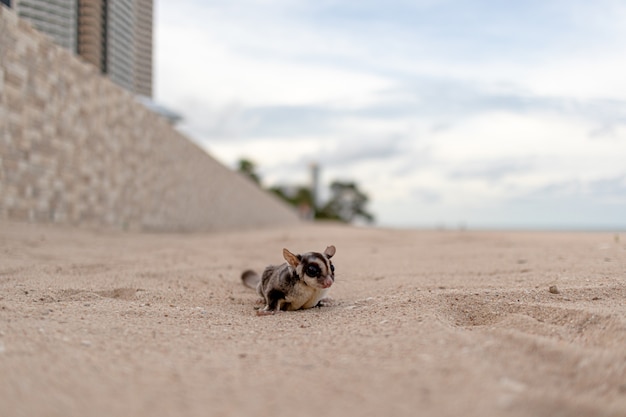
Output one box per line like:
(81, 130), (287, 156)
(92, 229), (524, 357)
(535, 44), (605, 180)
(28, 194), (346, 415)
(256, 308), (280, 316)
(316, 297), (334, 307)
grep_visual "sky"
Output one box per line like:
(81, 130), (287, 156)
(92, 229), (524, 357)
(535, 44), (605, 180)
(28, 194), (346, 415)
(154, 0), (626, 230)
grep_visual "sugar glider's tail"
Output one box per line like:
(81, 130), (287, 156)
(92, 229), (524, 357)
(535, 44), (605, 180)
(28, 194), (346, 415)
(241, 270), (260, 289)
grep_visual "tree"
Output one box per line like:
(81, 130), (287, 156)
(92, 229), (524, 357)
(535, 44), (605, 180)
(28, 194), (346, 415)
(237, 158), (261, 185)
(270, 185), (314, 208)
(270, 185), (315, 219)
(235, 157), (375, 224)
(317, 181), (375, 224)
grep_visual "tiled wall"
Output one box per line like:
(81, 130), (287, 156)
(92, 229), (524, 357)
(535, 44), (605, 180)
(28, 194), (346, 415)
(0, 7), (300, 232)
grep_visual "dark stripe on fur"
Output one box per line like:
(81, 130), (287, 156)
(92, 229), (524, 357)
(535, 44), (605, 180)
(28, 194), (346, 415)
(305, 253), (332, 276)
(266, 289), (286, 311)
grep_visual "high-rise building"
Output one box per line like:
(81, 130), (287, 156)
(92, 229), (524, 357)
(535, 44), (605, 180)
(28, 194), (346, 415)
(106, 0), (135, 93)
(6, 0), (153, 98)
(133, 0), (153, 97)
(9, 0), (78, 51)
(77, 0), (106, 74)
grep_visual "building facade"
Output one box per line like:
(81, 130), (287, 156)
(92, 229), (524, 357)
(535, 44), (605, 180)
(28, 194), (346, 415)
(106, 0), (135, 92)
(9, 0), (78, 51)
(77, 0), (106, 73)
(133, 0), (153, 97)
(5, 0), (153, 97)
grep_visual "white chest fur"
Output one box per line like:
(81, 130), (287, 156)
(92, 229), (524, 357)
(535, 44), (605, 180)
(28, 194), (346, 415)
(285, 283), (329, 310)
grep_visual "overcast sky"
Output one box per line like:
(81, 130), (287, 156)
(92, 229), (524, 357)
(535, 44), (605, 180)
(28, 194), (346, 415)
(154, 0), (626, 230)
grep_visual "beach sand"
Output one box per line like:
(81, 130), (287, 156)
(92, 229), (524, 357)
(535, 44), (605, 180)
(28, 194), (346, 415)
(1, 220), (625, 416)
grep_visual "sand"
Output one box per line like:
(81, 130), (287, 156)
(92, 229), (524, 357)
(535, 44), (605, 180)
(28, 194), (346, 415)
(1, 219), (625, 417)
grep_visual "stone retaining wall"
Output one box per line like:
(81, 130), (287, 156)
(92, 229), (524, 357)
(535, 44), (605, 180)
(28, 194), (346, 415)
(0, 7), (300, 232)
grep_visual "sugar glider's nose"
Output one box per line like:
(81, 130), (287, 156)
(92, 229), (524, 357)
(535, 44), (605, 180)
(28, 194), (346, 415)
(320, 277), (333, 288)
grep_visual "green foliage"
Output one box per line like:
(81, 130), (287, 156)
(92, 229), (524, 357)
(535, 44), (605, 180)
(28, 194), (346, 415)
(317, 181), (375, 224)
(237, 158), (261, 185)
(236, 158), (375, 224)
(270, 185), (314, 208)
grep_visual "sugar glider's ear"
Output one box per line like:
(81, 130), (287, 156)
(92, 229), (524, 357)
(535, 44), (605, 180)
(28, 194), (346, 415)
(283, 248), (301, 268)
(324, 245), (336, 258)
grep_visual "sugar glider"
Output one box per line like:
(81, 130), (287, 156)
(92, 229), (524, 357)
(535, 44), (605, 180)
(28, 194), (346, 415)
(241, 245), (336, 315)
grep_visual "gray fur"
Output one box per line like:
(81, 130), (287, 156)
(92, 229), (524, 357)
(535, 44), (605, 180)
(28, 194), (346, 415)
(241, 269), (260, 289)
(240, 245), (336, 315)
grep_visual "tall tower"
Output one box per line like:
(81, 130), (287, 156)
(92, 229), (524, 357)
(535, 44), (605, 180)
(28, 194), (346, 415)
(133, 0), (153, 97)
(7, 0), (153, 98)
(105, 0), (135, 92)
(10, 0), (78, 51)
(77, 0), (106, 73)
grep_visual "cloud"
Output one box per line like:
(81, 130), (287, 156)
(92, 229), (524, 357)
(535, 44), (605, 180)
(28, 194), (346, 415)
(449, 157), (536, 183)
(410, 187), (442, 204)
(324, 135), (405, 165)
(589, 175), (626, 199)
(174, 71), (626, 149)
(527, 175), (626, 202)
(156, 0), (626, 229)
(238, 105), (338, 139)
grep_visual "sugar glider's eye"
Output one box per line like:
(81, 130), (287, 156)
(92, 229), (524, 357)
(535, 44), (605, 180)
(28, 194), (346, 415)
(330, 264), (335, 273)
(305, 265), (321, 277)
